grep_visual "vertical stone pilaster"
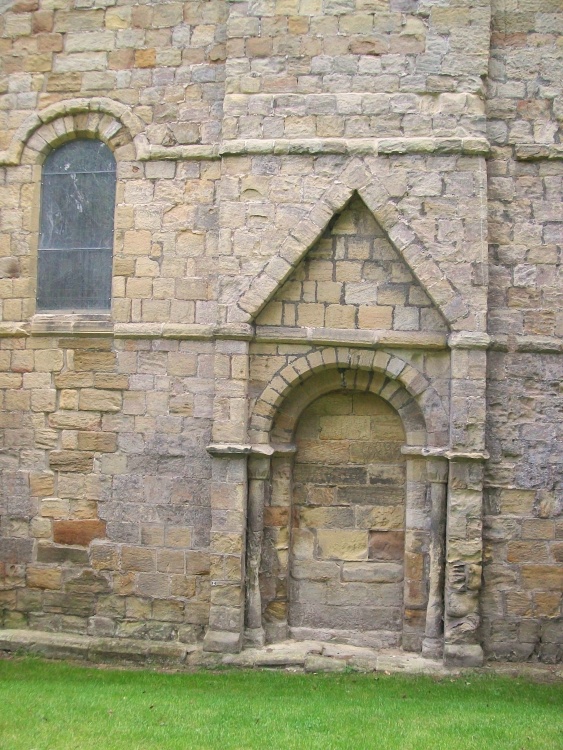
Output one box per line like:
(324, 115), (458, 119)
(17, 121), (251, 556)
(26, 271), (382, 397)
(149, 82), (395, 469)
(443, 456), (486, 666)
(402, 456), (429, 652)
(203, 451), (248, 653)
(422, 456), (448, 659)
(443, 333), (489, 667)
(211, 339), (249, 446)
(245, 453), (271, 647)
(203, 338), (251, 653)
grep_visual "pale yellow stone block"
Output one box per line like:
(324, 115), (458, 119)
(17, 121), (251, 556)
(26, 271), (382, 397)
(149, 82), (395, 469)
(30, 517), (52, 539)
(325, 304), (356, 328)
(123, 230), (151, 255)
(319, 415), (371, 440)
(358, 305), (393, 329)
(317, 530), (368, 561)
(27, 566), (62, 590)
(355, 505), (405, 530)
(34, 349), (64, 372)
(297, 303), (325, 327)
(41, 498), (70, 518)
(256, 302), (283, 326)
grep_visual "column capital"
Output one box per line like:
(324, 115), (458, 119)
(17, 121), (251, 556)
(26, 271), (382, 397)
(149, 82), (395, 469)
(207, 443), (296, 457)
(448, 332), (490, 350)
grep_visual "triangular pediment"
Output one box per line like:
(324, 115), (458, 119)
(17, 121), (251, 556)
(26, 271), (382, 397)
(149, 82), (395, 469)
(256, 195), (448, 333)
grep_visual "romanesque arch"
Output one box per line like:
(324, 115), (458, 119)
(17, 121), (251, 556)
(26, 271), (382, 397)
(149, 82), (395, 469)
(1, 97), (146, 166)
(244, 349), (451, 655)
(249, 347), (449, 448)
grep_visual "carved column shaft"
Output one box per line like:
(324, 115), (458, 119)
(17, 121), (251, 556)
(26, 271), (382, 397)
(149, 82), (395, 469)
(422, 456), (448, 658)
(245, 454), (271, 647)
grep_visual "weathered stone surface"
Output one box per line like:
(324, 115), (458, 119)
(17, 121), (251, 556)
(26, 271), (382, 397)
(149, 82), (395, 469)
(0, 0), (560, 669)
(368, 531), (405, 561)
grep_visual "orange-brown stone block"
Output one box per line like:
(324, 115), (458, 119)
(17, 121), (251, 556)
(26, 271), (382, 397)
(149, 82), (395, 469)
(53, 520), (106, 546)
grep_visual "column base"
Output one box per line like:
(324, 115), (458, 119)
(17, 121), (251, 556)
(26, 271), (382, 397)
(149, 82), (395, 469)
(443, 643), (484, 668)
(244, 627), (266, 648)
(203, 629), (242, 654)
(421, 637), (443, 660)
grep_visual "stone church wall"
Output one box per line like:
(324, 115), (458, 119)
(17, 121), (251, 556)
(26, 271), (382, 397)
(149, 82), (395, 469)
(482, 0), (563, 662)
(0, 0), (560, 665)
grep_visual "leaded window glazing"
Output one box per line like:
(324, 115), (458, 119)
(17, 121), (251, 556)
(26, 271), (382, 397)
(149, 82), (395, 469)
(37, 139), (116, 311)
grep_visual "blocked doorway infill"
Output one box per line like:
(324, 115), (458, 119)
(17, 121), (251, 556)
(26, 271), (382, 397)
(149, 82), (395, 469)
(288, 390), (406, 648)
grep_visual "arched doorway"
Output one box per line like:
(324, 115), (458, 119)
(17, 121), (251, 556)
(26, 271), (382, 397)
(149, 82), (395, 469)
(246, 355), (449, 655)
(289, 390), (406, 648)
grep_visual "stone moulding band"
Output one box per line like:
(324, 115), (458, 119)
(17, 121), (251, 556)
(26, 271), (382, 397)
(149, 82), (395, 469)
(514, 144), (563, 161)
(1, 135), (490, 166)
(3, 321), (562, 355)
(401, 445), (490, 461)
(254, 326), (448, 350)
(140, 136), (490, 162)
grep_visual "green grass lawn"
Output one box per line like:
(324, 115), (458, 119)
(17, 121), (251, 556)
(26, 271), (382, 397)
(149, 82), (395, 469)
(0, 657), (561, 750)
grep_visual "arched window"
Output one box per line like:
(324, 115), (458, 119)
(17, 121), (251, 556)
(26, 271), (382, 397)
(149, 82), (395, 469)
(37, 139), (116, 311)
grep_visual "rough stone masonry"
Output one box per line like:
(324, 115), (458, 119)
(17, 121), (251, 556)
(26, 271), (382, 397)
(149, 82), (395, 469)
(0, 0), (561, 668)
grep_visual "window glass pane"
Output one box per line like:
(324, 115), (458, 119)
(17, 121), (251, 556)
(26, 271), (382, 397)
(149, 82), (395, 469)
(39, 171), (116, 250)
(43, 139), (116, 175)
(37, 139), (116, 312)
(37, 248), (113, 311)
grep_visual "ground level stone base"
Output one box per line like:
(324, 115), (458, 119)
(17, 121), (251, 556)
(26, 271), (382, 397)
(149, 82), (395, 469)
(2, 629), (562, 682)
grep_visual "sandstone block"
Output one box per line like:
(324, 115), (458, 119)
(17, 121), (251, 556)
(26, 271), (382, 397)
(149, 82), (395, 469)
(76, 432), (117, 453)
(27, 566), (62, 590)
(498, 489), (536, 515)
(135, 48), (156, 68)
(292, 561), (340, 581)
(185, 552), (211, 576)
(122, 547), (156, 573)
(49, 451), (94, 473)
(521, 565), (563, 591)
(73, 351), (116, 372)
(40, 498), (70, 518)
(299, 506), (354, 529)
(49, 411), (101, 431)
(355, 505), (404, 530)
(65, 570), (110, 595)
(341, 562), (404, 583)
(30, 473), (55, 497)
(317, 530), (368, 561)
(157, 549), (185, 574)
(93, 374), (129, 389)
(368, 531), (405, 561)
(152, 600), (184, 623)
(89, 543), (120, 571)
(165, 527), (192, 548)
(521, 520), (555, 540)
(79, 389), (122, 412)
(53, 520), (106, 546)
(170, 575), (197, 598)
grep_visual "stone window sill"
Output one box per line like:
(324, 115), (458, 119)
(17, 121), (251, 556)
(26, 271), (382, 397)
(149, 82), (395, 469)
(31, 313), (113, 336)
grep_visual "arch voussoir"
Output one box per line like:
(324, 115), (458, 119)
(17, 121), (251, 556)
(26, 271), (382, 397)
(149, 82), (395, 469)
(250, 347), (447, 445)
(5, 97), (143, 167)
